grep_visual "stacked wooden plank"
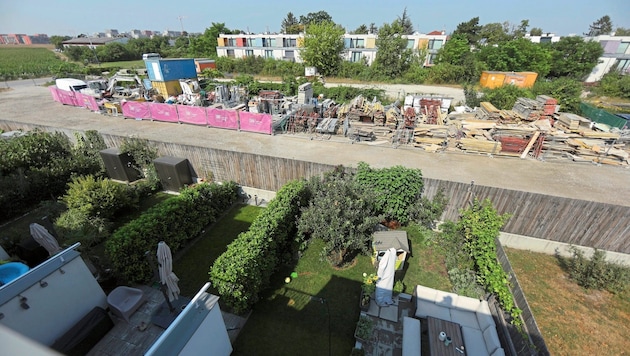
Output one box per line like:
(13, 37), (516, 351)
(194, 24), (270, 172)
(475, 102), (501, 120)
(458, 138), (502, 154)
(413, 124), (449, 147)
(536, 95), (558, 115)
(556, 113), (589, 131)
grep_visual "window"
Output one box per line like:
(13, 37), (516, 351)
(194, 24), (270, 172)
(617, 42), (630, 54)
(283, 38), (297, 47)
(284, 50), (294, 58)
(407, 39), (415, 49)
(540, 37), (552, 44)
(245, 50), (254, 57)
(426, 54), (437, 65)
(227, 49), (235, 58)
(263, 38), (276, 47)
(246, 38), (254, 47)
(351, 51), (362, 62)
(265, 50), (274, 58)
(428, 39), (443, 50)
(226, 38), (236, 46)
(615, 59), (630, 73)
(350, 38), (365, 48)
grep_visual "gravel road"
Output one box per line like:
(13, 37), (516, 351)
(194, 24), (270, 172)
(1, 84), (628, 206)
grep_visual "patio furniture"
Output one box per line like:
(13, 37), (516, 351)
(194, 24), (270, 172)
(107, 286), (147, 323)
(413, 285), (504, 356)
(402, 316), (421, 356)
(427, 316), (465, 356)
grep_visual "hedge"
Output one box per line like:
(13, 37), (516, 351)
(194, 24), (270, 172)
(106, 181), (239, 283)
(209, 180), (310, 313)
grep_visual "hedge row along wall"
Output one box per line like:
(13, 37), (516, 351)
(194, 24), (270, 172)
(210, 180), (310, 313)
(106, 181), (239, 283)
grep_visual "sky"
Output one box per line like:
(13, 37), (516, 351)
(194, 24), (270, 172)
(1, 0), (629, 37)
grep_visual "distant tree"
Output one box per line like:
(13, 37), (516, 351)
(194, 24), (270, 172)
(614, 27), (630, 36)
(585, 15), (613, 36)
(479, 23), (510, 45)
(352, 24), (369, 34)
(282, 12), (302, 34)
(301, 21), (345, 76)
(50, 35), (71, 50)
(437, 34), (470, 65)
(300, 11), (333, 26)
(189, 22), (231, 57)
(530, 28), (543, 36)
(477, 38), (552, 77)
(373, 19), (414, 78)
(548, 36), (604, 80)
(96, 42), (132, 62)
(398, 7), (414, 35)
(510, 19), (530, 39)
(369, 23), (378, 34)
(453, 17), (482, 46)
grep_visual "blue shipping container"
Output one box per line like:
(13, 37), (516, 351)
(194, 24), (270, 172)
(145, 58), (197, 81)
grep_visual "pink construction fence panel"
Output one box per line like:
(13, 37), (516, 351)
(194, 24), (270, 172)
(177, 105), (207, 125)
(49, 86), (61, 102)
(121, 101), (151, 119)
(57, 90), (79, 106)
(239, 112), (272, 135)
(149, 103), (179, 123)
(206, 108), (238, 130)
(77, 93), (100, 111)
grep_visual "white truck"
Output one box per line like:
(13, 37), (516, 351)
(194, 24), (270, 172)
(55, 78), (107, 99)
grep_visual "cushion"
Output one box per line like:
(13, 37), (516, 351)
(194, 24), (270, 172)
(450, 309), (479, 329)
(416, 301), (452, 321)
(461, 326), (487, 356)
(414, 285), (438, 303)
(476, 301), (495, 332)
(434, 290), (458, 308)
(491, 348), (506, 356)
(483, 326), (502, 354)
(402, 317), (421, 356)
(453, 295), (481, 312)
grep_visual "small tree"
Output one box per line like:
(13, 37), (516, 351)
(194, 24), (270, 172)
(373, 20), (413, 78)
(585, 15), (613, 36)
(281, 12), (302, 34)
(301, 21), (345, 77)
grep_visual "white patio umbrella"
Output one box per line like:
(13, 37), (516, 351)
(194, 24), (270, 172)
(157, 241), (180, 302)
(29, 223), (62, 256)
(375, 247), (397, 306)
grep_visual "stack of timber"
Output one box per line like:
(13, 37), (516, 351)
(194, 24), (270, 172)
(413, 124), (449, 148)
(512, 97), (556, 122)
(475, 102), (501, 120)
(556, 113), (590, 131)
(458, 137), (502, 154)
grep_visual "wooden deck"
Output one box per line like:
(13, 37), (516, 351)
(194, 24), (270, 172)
(86, 284), (249, 355)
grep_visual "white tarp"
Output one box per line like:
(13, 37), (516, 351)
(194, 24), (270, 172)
(375, 247), (396, 306)
(29, 223), (62, 256)
(157, 241), (180, 302)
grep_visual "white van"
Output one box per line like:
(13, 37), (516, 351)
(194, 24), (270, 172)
(55, 78), (88, 92)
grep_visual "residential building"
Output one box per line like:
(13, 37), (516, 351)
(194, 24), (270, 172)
(104, 29), (119, 38)
(216, 31), (449, 67)
(585, 34), (630, 82)
(0, 33), (50, 45)
(524, 33), (561, 44)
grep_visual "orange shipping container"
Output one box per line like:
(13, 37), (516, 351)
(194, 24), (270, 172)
(517, 72), (538, 88)
(479, 71), (506, 89)
(151, 80), (183, 97)
(503, 73), (526, 88)
(195, 59), (216, 74)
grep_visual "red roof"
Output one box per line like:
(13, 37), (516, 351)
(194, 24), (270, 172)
(427, 30), (444, 36)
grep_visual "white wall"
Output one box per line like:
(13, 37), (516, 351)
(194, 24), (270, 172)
(585, 57), (618, 82)
(179, 303), (232, 355)
(0, 252), (107, 346)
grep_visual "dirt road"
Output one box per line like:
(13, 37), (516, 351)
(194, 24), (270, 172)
(1, 85), (628, 206)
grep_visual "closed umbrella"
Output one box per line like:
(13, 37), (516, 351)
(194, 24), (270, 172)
(30, 223), (62, 256)
(375, 247), (397, 306)
(157, 241), (180, 302)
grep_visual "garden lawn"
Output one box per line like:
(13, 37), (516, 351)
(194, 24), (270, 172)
(233, 226), (451, 355)
(92, 60), (145, 70)
(505, 248), (630, 355)
(173, 204), (262, 297)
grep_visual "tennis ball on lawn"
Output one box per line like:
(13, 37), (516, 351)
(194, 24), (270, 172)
(285, 277), (291, 283)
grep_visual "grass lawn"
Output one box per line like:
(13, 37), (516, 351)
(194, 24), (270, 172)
(173, 204), (263, 297)
(233, 225), (451, 355)
(505, 248), (630, 355)
(91, 60), (145, 70)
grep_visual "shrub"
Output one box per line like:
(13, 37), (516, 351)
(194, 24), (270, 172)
(565, 246), (630, 293)
(54, 209), (111, 247)
(482, 85), (533, 110)
(106, 181), (238, 283)
(61, 175), (137, 220)
(210, 180), (310, 313)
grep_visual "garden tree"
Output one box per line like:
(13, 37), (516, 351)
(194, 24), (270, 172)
(585, 15), (613, 36)
(281, 12), (302, 34)
(509, 19), (530, 39)
(189, 22), (231, 57)
(595, 72), (630, 99)
(352, 24), (369, 34)
(369, 23), (378, 35)
(482, 84), (533, 110)
(297, 168), (383, 266)
(477, 38), (552, 77)
(300, 11), (333, 26)
(532, 77), (583, 113)
(50, 35), (71, 50)
(615, 27), (630, 36)
(96, 42), (133, 62)
(435, 34), (481, 83)
(373, 19), (413, 78)
(437, 34), (473, 66)
(453, 16), (482, 46)
(301, 21), (345, 77)
(547, 36), (604, 80)
(63, 45), (92, 62)
(479, 23), (510, 45)
(397, 7), (414, 35)
(529, 27), (543, 36)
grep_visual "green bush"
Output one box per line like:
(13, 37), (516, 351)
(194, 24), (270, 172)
(593, 72), (630, 100)
(106, 181), (239, 283)
(61, 175), (137, 220)
(482, 85), (533, 110)
(210, 180), (310, 313)
(54, 209), (111, 247)
(565, 247), (630, 293)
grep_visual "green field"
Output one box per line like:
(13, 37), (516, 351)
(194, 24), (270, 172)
(90, 60), (145, 70)
(0, 47), (64, 80)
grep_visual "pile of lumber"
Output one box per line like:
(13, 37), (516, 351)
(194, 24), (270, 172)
(458, 138), (502, 154)
(556, 113), (590, 131)
(475, 102), (501, 120)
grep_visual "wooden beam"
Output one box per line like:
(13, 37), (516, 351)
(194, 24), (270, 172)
(520, 131), (540, 159)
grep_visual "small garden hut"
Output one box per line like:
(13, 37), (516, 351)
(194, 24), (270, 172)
(371, 230), (410, 271)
